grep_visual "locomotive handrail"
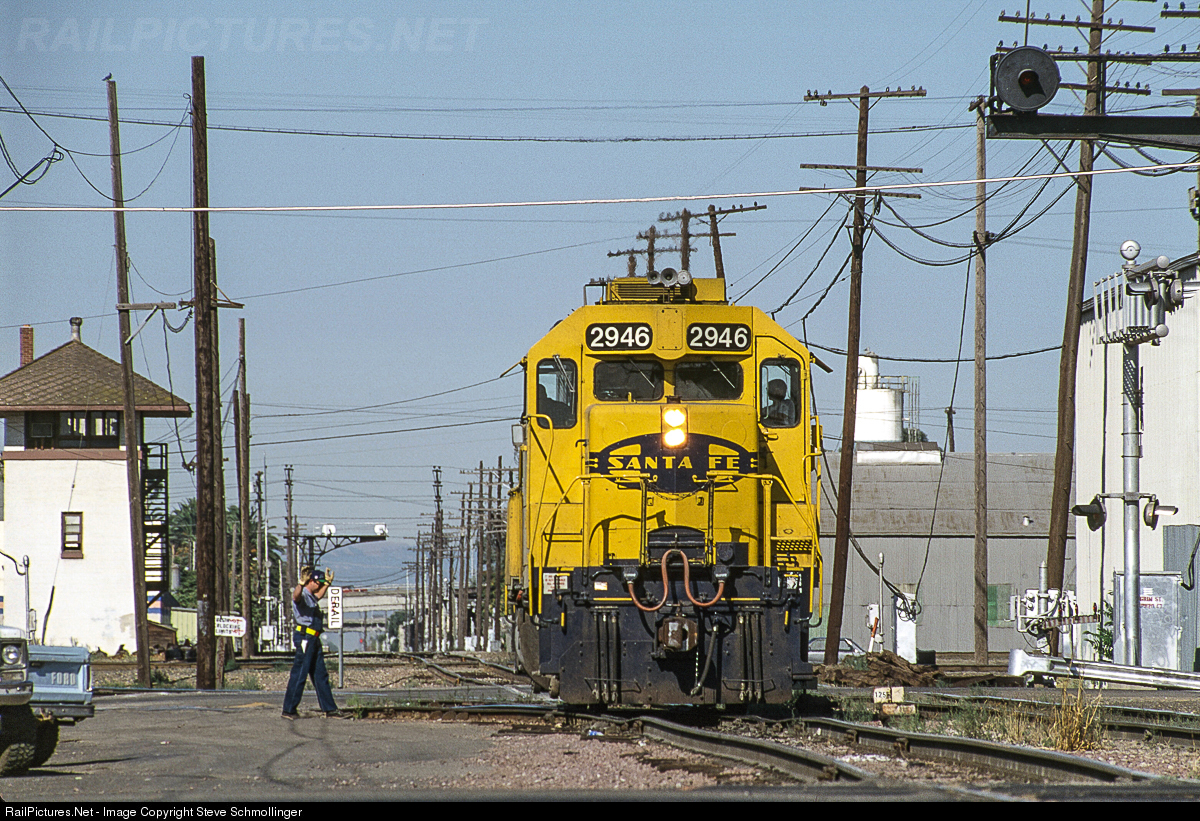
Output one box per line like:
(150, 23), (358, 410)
(527, 412), (571, 498)
(708, 469), (824, 615)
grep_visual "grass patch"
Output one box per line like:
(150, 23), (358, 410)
(833, 696), (876, 723)
(222, 673), (263, 691)
(1049, 685), (1103, 751)
(934, 696), (1050, 747)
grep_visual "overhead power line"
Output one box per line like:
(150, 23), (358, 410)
(0, 104), (969, 142)
(804, 340), (1061, 363)
(3, 160), (1196, 214)
(254, 417), (510, 447)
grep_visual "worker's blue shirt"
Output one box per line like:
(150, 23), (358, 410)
(293, 586), (324, 631)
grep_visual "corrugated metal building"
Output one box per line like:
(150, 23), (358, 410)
(817, 447), (1074, 655)
(1075, 251), (1200, 658)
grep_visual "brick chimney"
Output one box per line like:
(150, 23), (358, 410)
(19, 325), (33, 367)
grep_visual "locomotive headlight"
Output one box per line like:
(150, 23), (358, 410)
(662, 406), (688, 448)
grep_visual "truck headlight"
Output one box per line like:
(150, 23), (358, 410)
(2, 643), (22, 666)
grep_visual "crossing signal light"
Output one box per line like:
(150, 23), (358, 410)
(1070, 494), (1106, 532)
(994, 47), (1060, 112)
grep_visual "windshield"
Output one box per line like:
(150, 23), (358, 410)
(594, 360), (663, 401)
(675, 360), (742, 400)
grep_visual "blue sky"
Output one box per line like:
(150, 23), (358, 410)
(2, 1), (1198, 584)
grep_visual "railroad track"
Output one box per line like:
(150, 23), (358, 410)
(790, 715), (1155, 784)
(400, 652), (526, 688)
(914, 691), (1200, 749)
(346, 698), (1165, 792)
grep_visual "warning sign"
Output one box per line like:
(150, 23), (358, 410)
(215, 615), (247, 637)
(327, 587), (343, 630)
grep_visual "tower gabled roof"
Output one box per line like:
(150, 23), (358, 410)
(0, 339), (191, 417)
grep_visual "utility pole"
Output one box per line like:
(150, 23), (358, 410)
(236, 319), (252, 659)
(457, 485), (469, 650)
(211, 238), (228, 683)
(492, 456), (504, 646)
(1163, 87), (1200, 250)
(658, 203), (760, 276)
(433, 467), (444, 652)
(285, 464), (295, 624)
(804, 85), (926, 666)
(254, 469), (265, 640)
(708, 206), (725, 279)
(474, 461), (485, 643)
(972, 96), (989, 666)
(108, 77), (151, 687)
(191, 55), (217, 691)
(1043, 1), (1105, 650)
(415, 533), (425, 651)
(945, 407), (956, 453)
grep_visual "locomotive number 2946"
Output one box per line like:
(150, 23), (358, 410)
(586, 323), (653, 351)
(687, 323), (751, 351)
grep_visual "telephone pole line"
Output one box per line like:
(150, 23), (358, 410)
(284, 464), (295, 623)
(254, 469), (265, 621)
(108, 77), (151, 687)
(972, 95), (989, 665)
(191, 55), (217, 691)
(236, 318), (252, 658)
(433, 466), (445, 651)
(804, 84), (926, 667)
(1039, 0), (1107, 647)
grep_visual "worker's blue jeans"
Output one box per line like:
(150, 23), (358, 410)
(282, 629), (337, 714)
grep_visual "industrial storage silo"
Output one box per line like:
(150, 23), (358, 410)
(855, 351), (904, 443)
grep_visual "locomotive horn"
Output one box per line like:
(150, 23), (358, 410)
(675, 269), (692, 287)
(647, 268), (663, 286)
(659, 267), (679, 287)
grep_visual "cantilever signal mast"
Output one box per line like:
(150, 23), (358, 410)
(802, 85), (926, 668)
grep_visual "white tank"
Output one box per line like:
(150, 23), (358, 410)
(857, 387), (904, 442)
(855, 351), (903, 442)
(857, 351), (880, 389)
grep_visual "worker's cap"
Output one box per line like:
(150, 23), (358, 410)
(309, 569), (326, 582)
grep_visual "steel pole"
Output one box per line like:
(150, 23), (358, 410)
(23, 557), (30, 639)
(1121, 342), (1141, 666)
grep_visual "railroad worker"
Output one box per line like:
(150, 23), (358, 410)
(536, 383), (572, 428)
(764, 379), (796, 427)
(282, 565), (342, 719)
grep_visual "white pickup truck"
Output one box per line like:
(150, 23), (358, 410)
(0, 626), (93, 774)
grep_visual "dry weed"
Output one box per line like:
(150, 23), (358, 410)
(1049, 684), (1103, 751)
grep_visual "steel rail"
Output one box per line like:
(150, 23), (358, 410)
(795, 716), (1158, 783)
(635, 715), (875, 783)
(917, 692), (1200, 749)
(404, 654), (528, 690)
(351, 702), (558, 720)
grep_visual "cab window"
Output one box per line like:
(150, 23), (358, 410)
(594, 360), (663, 401)
(761, 359), (800, 428)
(676, 360), (742, 400)
(536, 358), (576, 428)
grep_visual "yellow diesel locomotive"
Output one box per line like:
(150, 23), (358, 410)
(507, 267), (823, 706)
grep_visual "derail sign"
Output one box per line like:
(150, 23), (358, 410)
(326, 586), (343, 630)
